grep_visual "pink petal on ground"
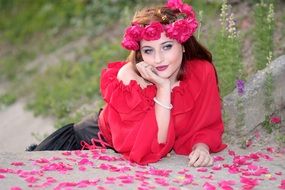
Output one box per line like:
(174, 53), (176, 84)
(149, 167), (172, 177)
(62, 151), (72, 156)
(246, 139), (253, 148)
(254, 130), (261, 139)
(279, 180), (285, 189)
(212, 164), (222, 171)
(25, 176), (39, 183)
(11, 162), (25, 166)
(213, 156), (225, 162)
(79, 166), (86, 171)
(169, 187), (180, 190)
(10, 187), (22, 190)
(177, 168), (189, 174)
(201, 175), (213, 180)
(66, 158), (77, 162)
(228, 150), (236, 156)
(275, 172), (283, 175)
(35, 158), (50, 164)
(218, 180), (236, 190)
(203, 182), (216, 190)
(98, 155), (117, 161)
(46, 176), (57, 183)
(106, 177), (116, 182)
(117, 175), (134, 184)
(266, 147), (275, 153)
(78, 158), (93, 166)
(227, 165), (240, 174)
(240, 176), (259, 189)
(257, 152), (273, 161)
(51, 156), (61, 161)
(197, 168), (208, 172)
(97, 186), (107, 190)
(74, 150), (89, 158)
(155, 177), (170, 186)
(181, 174), (194, 185)
(0, 174), (5, 179)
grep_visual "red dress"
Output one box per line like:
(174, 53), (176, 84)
(98, 59), (227, 165)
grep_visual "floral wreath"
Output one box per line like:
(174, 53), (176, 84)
(121, 0), (198, 51)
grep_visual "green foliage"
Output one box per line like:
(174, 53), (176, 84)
(262, 115), (275, 133)
(0, 93), (16, 107)
(0, 50), (36, 81)
(264, 70), (274, 114)
(210, 0), (243, 96)
(0, 0), (84, 43)
(253, 1), (275, 70)
(26, 40), (128, 120)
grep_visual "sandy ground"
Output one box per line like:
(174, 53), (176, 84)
(0, 100), (55, 152)
(0, 147), (284, 189)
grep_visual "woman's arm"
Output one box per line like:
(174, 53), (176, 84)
(117, 62), (172, 144)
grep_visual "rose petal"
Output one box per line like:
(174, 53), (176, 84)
(11, 162), (25, 166)
(203, 182), (216, 190)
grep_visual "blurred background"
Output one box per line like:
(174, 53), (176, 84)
(0, 0), (284, 151)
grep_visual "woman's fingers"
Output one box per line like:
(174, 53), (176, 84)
(188, 151), (199, 166)
(136, 62), (162, 84)
(188, 149), (213, 167)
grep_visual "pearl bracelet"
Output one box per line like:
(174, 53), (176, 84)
(153, 97), (173, 110)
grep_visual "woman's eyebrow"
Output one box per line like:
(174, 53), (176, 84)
(141, 45), (152, 49)
(161, 41), (173, 45)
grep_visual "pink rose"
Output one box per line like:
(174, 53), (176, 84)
(121, 38), (139, 51)
(142, 22), (164, 41)
(181, 4), (195, 17)
(270, 116), (281, 124)
(166, 0), (183, 10)
(165, 19), (197, 43)
(125, 24), (143, 41)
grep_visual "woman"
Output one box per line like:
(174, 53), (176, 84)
(29, 0), (227, 166)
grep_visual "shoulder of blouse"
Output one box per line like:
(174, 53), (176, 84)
(100, 61), (156, 110)
(171, 59), (215, 115)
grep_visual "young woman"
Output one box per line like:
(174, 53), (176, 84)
(29, 0), (227, 167)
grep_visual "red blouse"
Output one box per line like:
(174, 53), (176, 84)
(98, 59), (227, 165)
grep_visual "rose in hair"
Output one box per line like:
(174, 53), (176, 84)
(142, 22), (164, 41)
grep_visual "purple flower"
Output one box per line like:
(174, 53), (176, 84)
(236, 79), (245, 96)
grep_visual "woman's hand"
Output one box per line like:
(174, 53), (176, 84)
(188, 143), (213, 167)
(136, 61), (170, 89)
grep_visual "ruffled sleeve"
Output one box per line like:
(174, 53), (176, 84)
(173, 60), (227, 154)
(100, 61), (175, 165)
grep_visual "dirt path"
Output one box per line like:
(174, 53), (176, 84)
(0, 100), (55, 152)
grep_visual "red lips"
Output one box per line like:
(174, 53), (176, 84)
(156, 65), (168, 71)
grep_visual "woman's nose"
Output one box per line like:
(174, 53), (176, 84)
(154, 51), (164, 64)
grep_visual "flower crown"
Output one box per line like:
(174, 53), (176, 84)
(121, 0), (198, 51)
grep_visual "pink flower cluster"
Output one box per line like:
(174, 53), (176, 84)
(121, 0), (198, 51)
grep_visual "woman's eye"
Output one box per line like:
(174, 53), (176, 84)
(143, 49), (153, 54)
(163, 44), (173, 50)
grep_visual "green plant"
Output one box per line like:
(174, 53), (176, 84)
(26, 39), (128, 121)
(253, 1), (275, 70)
(211, 0), (243, 96)
(0, 93), (16, 107)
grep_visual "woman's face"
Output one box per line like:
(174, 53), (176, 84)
(140, 32), (183, 83)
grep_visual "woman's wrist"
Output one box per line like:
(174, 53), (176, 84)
(192, 143), (209, 152)
(156, 80), (171, 90)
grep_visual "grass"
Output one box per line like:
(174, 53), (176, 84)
(26, 38), (128, 124)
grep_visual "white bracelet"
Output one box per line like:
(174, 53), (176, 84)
(153, 97), (173, 110)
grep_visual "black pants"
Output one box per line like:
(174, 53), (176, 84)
(30, 110), (113, 151)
